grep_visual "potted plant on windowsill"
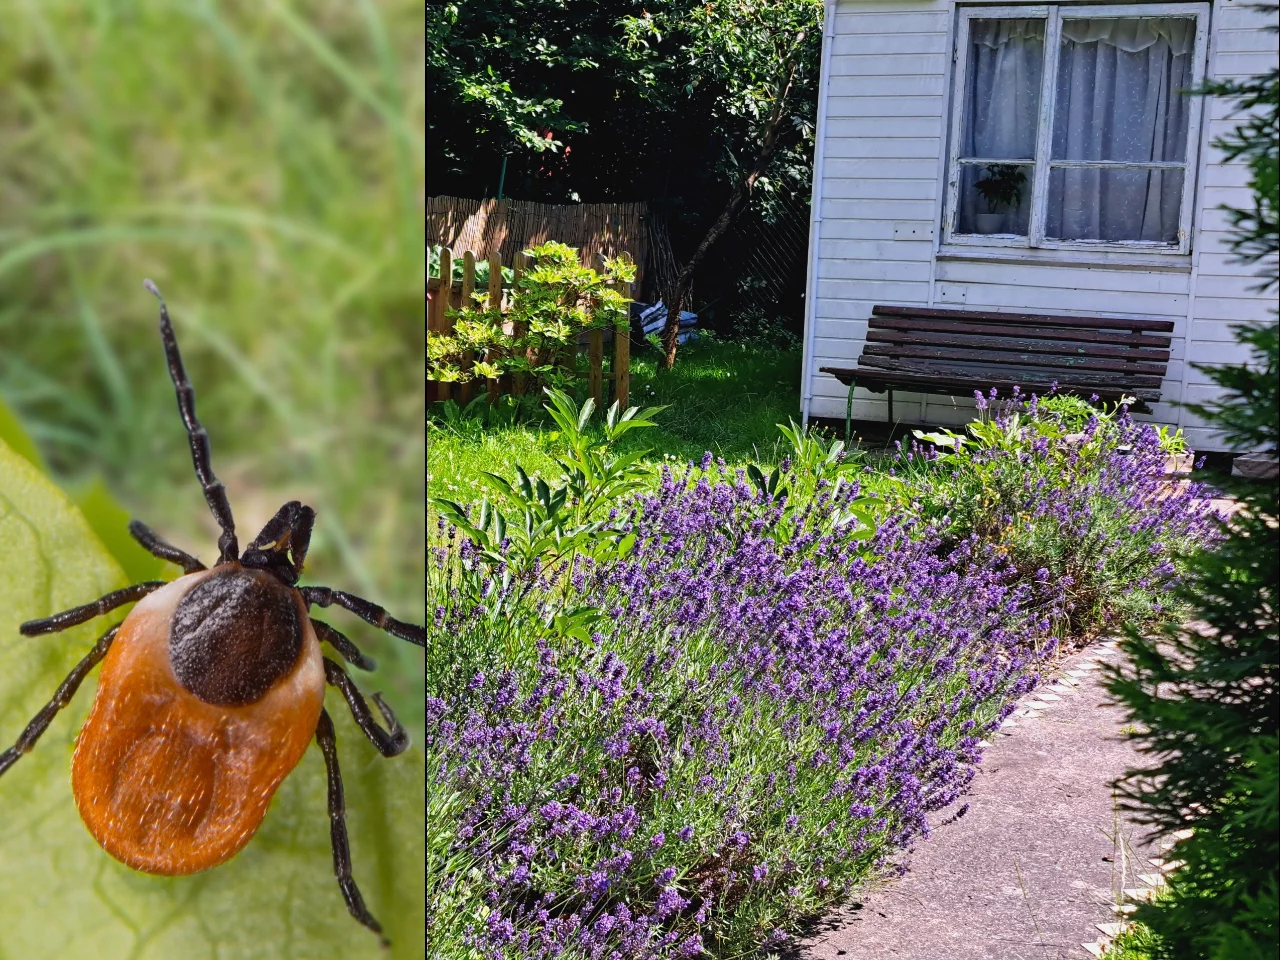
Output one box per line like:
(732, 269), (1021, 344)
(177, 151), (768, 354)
(973, 164), (1026, 234)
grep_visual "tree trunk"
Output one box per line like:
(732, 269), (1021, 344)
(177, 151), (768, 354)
(660, 60), (799, 369)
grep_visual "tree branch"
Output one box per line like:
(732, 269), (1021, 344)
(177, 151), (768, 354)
(660, 57), (801, 367)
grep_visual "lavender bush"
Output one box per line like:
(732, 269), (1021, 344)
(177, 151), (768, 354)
(427, 390), (1221, 958)
(884, 390), (1223, 636)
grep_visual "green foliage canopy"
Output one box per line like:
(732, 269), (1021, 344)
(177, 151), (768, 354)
(427, 0), (822, 206)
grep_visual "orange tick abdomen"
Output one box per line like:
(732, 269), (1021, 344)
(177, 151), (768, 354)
(71, 570), (326, 875)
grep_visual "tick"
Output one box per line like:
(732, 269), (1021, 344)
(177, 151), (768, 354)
(0, 280), (424, 944)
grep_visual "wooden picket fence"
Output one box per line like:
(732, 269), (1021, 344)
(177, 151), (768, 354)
(427, 246), (632, 410)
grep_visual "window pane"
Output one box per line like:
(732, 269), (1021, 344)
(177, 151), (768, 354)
(1045, 167), (1184, 242)
(961, 18), (1045, 160)
(957, 163), (1034, 236)
(1052, 18), (1195, 163)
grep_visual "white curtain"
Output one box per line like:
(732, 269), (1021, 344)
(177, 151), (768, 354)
(957, 20), (1043, 233)
(963, 19), (1044, 160)
(1049, 18), (1193, 242)
(960, 16), (1194, 242)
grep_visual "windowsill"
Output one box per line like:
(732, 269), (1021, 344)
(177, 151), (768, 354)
(936, 244), (1193, 272)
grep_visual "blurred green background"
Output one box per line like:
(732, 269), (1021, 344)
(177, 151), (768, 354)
(0, 1), (426, 734)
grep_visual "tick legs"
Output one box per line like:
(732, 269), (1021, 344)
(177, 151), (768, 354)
(0, 626), (118, 777)
(323, 658), (409, 757)
(19, 581), (165, 637)
(312, 620), (377, 672)
(145, 279), (239, 565)
(129, 520), (206, 574)
(301, 586), (425, 646)
(314, 707), (388, 944)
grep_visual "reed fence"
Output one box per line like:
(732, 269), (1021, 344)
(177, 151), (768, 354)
(427, 196), (648, 292)
(427, 246), (632, 410)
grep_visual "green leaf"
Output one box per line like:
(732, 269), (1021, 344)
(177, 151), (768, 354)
(0, 396), (47, 473)
(0, 438), (424, 959)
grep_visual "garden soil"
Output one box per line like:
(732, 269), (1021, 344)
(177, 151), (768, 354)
(794, 639), (1162, 960)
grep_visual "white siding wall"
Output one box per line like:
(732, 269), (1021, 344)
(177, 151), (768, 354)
(804, 0), (1277, 450)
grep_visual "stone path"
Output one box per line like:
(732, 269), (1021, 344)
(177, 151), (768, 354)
(794, 640), (1167, 960)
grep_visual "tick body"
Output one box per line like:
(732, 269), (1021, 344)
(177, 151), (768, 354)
(73, 566), (325, 875)
(0, 281), (424, 943)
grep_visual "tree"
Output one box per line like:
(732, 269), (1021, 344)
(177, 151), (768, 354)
(1106, 10), (1279, 956)
(622, 0), (823, 367)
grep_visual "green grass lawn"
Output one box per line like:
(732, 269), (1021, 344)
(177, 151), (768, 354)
(429, 338), (805, 501)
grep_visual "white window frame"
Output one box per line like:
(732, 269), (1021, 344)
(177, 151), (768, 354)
(942, 2), (1210, 256)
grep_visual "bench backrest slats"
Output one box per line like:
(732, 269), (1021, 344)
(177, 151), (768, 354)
(871, 316), (1172, 349)
(871, 304), (1176, 333)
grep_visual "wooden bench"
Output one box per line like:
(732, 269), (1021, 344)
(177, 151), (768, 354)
(820, 305), (1174, 420)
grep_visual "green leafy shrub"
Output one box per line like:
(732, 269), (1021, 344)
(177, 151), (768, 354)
(427, 242), (634, 397)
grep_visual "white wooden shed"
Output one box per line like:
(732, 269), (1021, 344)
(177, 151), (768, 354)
(799, 0), (1277, 450)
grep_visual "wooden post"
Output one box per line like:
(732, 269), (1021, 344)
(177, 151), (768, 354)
(511, 253), (527, 397)
(432, 247), (454, 403)
(486, 253), (503, 308)
(487, 253), (504, 406)
(613, 272), (630, 409)
(458, 251), (476, 406)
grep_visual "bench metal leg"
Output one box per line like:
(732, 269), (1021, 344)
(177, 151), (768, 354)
(888, 389), (894, 426)
(844, 379), (856, 444)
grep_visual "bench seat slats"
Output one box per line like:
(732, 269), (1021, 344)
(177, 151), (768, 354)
(871, 304), (1176, 333)
(855, 355), (1164, 390)
(861, 342), (1168, 376)
(820, 366), (1162, 403)
(866, 329), (1170, 363)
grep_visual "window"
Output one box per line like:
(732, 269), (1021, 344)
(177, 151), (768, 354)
(944, 4), (1208, 254)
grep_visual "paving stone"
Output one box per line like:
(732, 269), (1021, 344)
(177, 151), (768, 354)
(1037, 693), (1064, 701)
